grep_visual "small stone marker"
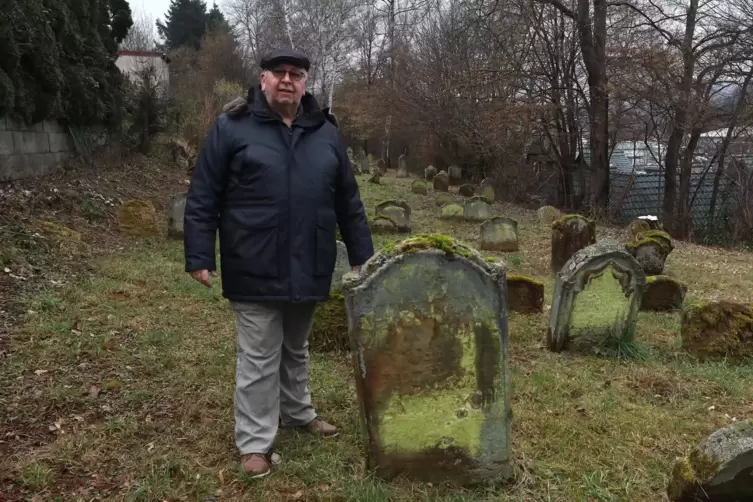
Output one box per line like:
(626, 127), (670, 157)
(477, 184), (495, 203)
(626, 230), (673, 275)
(551, 214), (596, 274)
(310, 241), (350, 351)
(371, 217), (398, 233)
(640, 276), (686, 312)
(411, 180), (428, 195)
(167, 194), (187, 239)
(681, 301), (753, 362)
(448, 165), (462, 186)
(480, 217), (518, 252)
(440, 202), (464, 220)
(506, 275), (544, 314)
(433, 171), (449, 192)
(537, 205), (562, 226)
(117, 200), (160, 237)
(627, 218), (651, 239)
(358, 150), (370, 174)
(397, 154), (408, 178)
(341, 234), (513, 486)
(458, 184), (475, 197)
(436, 193), (453, 207)
(376, 200), (411, 233)
(425, 165), (438, 181)
(668, 420), (753, 502)
(548, 239), (646, 353)
(376, 158), (386, 173)
(464, 196), (492, 222)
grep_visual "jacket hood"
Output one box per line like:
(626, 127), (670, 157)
(247, 85), (336, 128)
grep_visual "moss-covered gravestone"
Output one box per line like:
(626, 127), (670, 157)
(433, 171), (449, 192)
(440, 202), (464, 220)
(627, 218), (651, 239)
(626, 230), (673, 275)
(548, 239), (646, 353)
(480, 217), (518, 252)
(310, 241), (350, 351)
(537, 205), (562, 226)
(411, 180), (428, 195)
(341, 235), (513, 486)
(425, 165), (438, 181)
(397, 154), (408, 178)
(464, 197), (492, 222)
(459, 184), (475, 197)
(376, 201), (411, 233)
(668, 420), (753, 502)
(681, 301), (753, 362)
(448, 165), (462, 186)
(372, 217), (398, 233)
(436, 193), (453, 207)
(478, 184), (495, 204)
(117, 200), (160, 237)
(376, 159), (386, 174)
(640, 276), (687, 312)
(551, 214), (596, 274)
(167, 194), (187, 239)
(507, 275), (544, 314)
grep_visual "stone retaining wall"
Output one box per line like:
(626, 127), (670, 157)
(0, 116), (75, 181)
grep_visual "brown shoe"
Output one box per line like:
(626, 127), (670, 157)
(305, 417), (340, 438)
(242, 453), (272, 479)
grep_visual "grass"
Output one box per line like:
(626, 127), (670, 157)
(2, 170), (753, 501)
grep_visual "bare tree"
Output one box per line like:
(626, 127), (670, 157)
(120, 6), (156, 51)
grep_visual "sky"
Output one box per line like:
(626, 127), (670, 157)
(134, 0), (228, 42)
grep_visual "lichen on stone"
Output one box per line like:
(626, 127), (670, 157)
(681, 301), (753, 362)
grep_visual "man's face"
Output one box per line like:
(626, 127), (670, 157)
(260, 63), (307, 108)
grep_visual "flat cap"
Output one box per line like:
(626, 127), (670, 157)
(260, 47), (310, 72)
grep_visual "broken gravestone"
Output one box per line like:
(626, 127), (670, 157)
(668, 420), (753, 502)
(551, 214), (596, 274)
(397, 154), (408, 178)
(464, 196), (493, 223)
(440, 202), (464, 220)
(117, 200), (160, 237)
(640, 276), (687, 312)
(626, 230), (674, 275)
(480, 217), (518, 252)
(681, 301), (753, 362)
(448, 165), (462, 186)
(436, 193), (453, 207)
(425, 165), (438, 181)
(433, 171), (449, 192)
(459, 184), (475, 197)
(506, 275), (544, 314)
(477, 184), (495, 204)
(310, 241), (350, 351)
(547, 239), (646, 353)
(341, 234), (513, 486)
(538, 205), (562, 226)
(167, 194), (187, 239)
(411, 180), (428, 195)
(376, 200), (412, 233)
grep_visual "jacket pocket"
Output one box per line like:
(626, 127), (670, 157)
(315, 210), (337, 277)
(227, 208), (279, 278)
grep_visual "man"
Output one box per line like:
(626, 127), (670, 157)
(183, 47), (374, 478)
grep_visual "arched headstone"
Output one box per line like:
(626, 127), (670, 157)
(477, 184), (495, 203)
(458, 184), (475, 197)
(371, 216), (398, 233)
(425, 165), (438, 181)
(369, 169), (381, 184)
(341, 235), (513, 486)
(435, 193), (452, 207)
(480, 217), (518, 252)
(376, 200), (411, 233)
(433, 171), (449, 192)
(464, 197), (492, 222)
(411, 180), (428, 195)
(440, 202), (464, 220)
(448, 165), (462, 186)
(551, 214), (596, 273)
(397, 154), (408, 178)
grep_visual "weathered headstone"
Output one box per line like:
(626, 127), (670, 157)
(376, 158), (386, 174)
(440, 202), (464, 220)
(537, 205), (562, 226)
(411, 180), (428, 195)
(480, 217), (518, 252)
(436, 193), (452, 207)
(117, 200), (160, 237)
(464, 196), (493, 222)
(358, 150), (370, 174)
(506, 275), (544, 314)
(425, 165), (438, 181)
(433, 171), (449, 192)
(341, 235), (513, 486)
(397, 154), (408, 178)
(369, 169), (381, 184)
(668, 420), (753, 502)
(376, 200), (411, 233)
(640, 276), (687, 312)
(310, 241), (350, 351)
(626, 230), (673, 275)
(627, 219), (651, 239)
(480, 178), (493, 188)
(371, 216), (398, 233)
(448, 165), (462, 186)
(477, 184), (495, 204)
(458, 184), (475, 197)
(547, 239), (646, 353)
(681, 301), (753, 362)
(551, 214), (596, 274)
(167, 194), (187, 239)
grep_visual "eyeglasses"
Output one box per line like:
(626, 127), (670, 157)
(269, 68), (306, 82)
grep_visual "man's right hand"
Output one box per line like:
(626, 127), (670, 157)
(189, 269), (217, 288)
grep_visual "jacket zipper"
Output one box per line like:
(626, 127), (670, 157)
(287, 124), (294, 301)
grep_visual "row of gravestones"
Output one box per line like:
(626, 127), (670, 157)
(316, 234), (753, 500)
(347, 147), (413, 179)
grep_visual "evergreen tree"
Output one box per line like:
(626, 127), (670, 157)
(156, 0), (209, 50)
(207, 2), (231, 35)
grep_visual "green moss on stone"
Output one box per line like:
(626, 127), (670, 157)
(667, 456), (695, 501)
(507, 274), (544, 288)
(688, 448), (721, 484)
(681, 301), (753, 361)
(383, 234), (478, 260)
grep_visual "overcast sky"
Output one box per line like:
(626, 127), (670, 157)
(132, 0), (228, 41)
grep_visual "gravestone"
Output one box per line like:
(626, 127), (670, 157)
(167, 194), (187, 239)
(626, 230), (673, 275)
(397, 154), (408, 178)
(341, 235), (513, 486)
(668, 420), (753, 502)
(411, 180), (428, 195)
(480, 217), (518, 252)
(117, 200), (160, 237)
(458, 184), (475, 197)
(376, 159), (387, 174)
(436, 193), (452, 207)
(551, 215), (596, 274)
(477, 184), (495, 204)
(310, 241), (351, 351)
(376, 200), (412, 233)
(425, 165), (438, 181)
(372, 217), (398, 233)
(506, 275), (544, 314)
(464, 197), (493, 222)
(369, 169), (381, 184)
(547, 239), (646, 353)
(537, 206), (562, 226)
(638, 215), (663, 230)
(627, 219), (651, 240)
(358, 150), (370, 174)
(440, 202), (464, 220)
(681, 301), (753, 362)
(433, 171), (449, 192)
(448, 165), (462, 186)
(640, 276), (687, 312)
(480, 178), (493, 188)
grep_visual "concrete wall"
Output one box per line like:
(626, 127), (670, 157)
(0, 116), (75, 182)
(116, 52), (170, 94)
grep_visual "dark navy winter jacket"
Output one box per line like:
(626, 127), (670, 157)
(183, 85), (374, 302)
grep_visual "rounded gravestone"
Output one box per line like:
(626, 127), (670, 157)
(458, 184), (475, 197)
(448, 165), (462, 186)
(507, 275), (544, 314)
(464, 196), (493, 222)
(480, 178), (493, 188)
(538, 205), (562, 226)
(477, 184), (495, 204)
(551, 215), (596, 274)
(436, 193), (453, 207)
(640, 276), (687, 312)
(626, 230), (673, 275)
(397, 154), (408, 178)
(440, 202), (464, 220)
(341, 235), (513, 486)
(411, 180), (428, 195)
(433, 171), (449, 192)
(425, 165), (438, 181)
(376, 200), (412, 233)
(167, 194), (187, 239)
(480, 217), (518, 252)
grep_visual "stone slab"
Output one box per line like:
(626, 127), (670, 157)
(48, 132), (74, 153)
(0, 152), (68, 181)
(13, 131), (50, 154)
(0, 131), (14, 155)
